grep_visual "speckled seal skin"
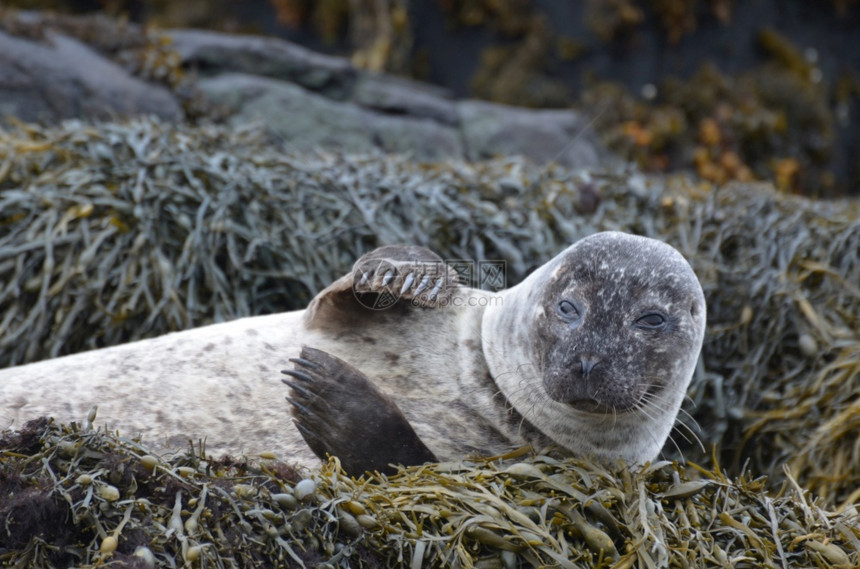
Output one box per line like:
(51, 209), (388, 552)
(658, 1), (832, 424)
(483, 232), (707, 465)
(0, 232), (705, 470)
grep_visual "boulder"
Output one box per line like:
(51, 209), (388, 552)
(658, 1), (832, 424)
(352, 72), (458, 125)
(167, 28), (606, 167)
(0, 29), (181, 122)
(168, 28), (356, 99)
(198, 72), (462, 159)
(458, 99), (607, 168)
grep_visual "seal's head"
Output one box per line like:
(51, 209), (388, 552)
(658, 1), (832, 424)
(483, 232), (706, 465)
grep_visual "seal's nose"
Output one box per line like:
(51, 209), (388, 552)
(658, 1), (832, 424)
(580, 356), (600, 378)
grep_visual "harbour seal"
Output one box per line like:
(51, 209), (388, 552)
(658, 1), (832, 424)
(0, 232), (706, 475)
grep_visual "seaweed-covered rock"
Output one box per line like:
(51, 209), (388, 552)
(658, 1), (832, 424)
(0, 118), (858, 509)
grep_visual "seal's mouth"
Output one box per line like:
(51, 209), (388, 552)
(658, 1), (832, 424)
(564, 398), (627, 414)
(543, 370), (642, 414)
(562, 395), (643, 415)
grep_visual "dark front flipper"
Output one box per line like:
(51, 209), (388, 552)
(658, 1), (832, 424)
(304, 245), (460, 330)
(282, 346), (437, 476)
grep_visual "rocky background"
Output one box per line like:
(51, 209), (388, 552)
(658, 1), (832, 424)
(2, 0), (859, 196)
(0, 9), (608, 172)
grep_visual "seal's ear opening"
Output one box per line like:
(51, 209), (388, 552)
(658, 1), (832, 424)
(303, 274), (361, 330)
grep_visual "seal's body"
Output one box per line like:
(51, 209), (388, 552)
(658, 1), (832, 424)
(1, 310), (317, 458)
(0, 293), (503, 466)
(0, 233), (706, 473)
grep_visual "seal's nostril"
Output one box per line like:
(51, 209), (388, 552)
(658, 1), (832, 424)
(580, 357), (599, 378)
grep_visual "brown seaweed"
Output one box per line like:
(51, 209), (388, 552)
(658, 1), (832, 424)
(1, 420), (858, 568)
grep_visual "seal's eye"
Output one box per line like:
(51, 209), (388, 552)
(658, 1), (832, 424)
(636, 313), (666, 329)
(557, 300), (581, 322)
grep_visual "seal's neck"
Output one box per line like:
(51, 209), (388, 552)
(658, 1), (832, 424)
(480, 264), (549, 379)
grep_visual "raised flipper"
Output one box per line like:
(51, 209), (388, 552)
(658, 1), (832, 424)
(282, 347), (437, 476)
(304, 245), (460, 330)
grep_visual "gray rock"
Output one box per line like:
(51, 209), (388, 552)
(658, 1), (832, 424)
(0, 30), (181, 123)
(167, 29), (607, 167)
(458, 100), (606, 169)
(352, 72), (458, 125)
(369, 112), (463, 160)
(199, 73), (369, 151)
(168, 29), (356, 100)
(0, 18), (609, 168)
(198, 73), (462, 160)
